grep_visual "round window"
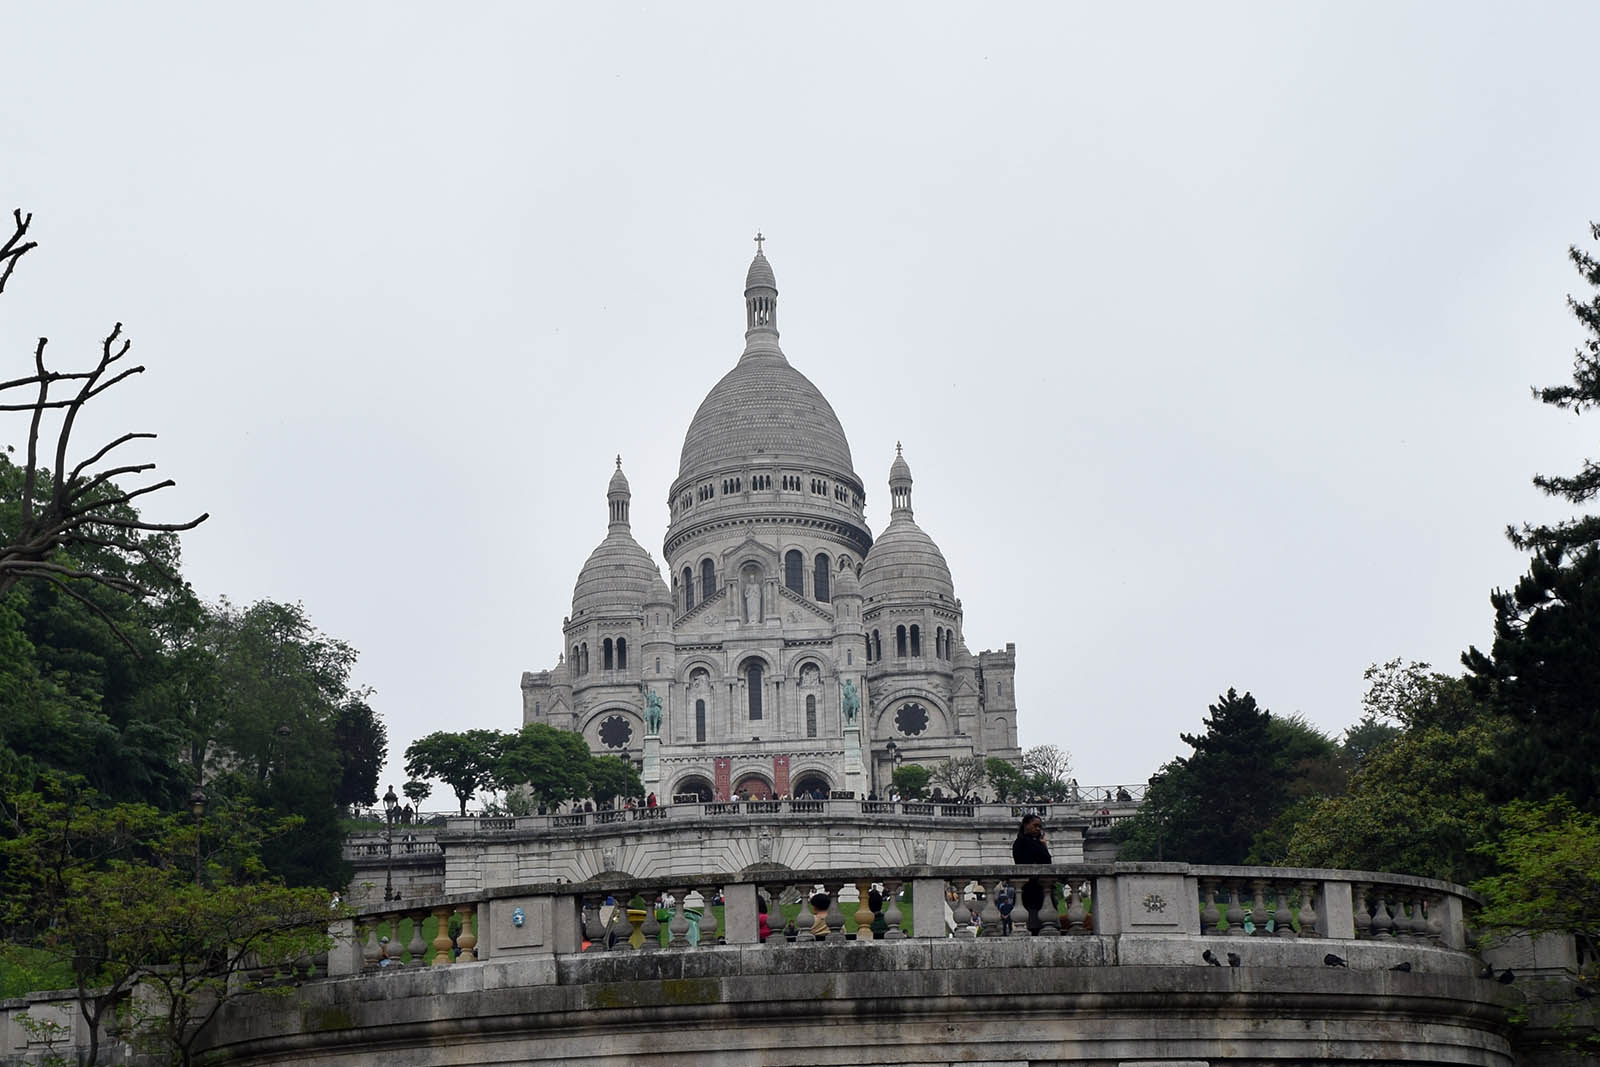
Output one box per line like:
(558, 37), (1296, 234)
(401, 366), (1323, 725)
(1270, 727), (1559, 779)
(895, 703), (929, 736)
(598, 714), (633, 749)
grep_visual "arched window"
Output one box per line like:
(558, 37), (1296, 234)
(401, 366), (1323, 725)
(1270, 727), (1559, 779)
(580, 643), (590, 675)
(695, 699), (706, 743)
(814, 553), (831, 602)
(935, 627), (943, 659)
(747, 661), (764, 720)
(616, 637), (627, 669)
(872, 630), (882, 662)
(603, 638), (614, 671)
(784, 550), (804, 594)
(682, 566), (695, 611)
(910, 625), (921, 657)
(896, 625), (907, 658)
(701, 559), (715, 600)
(571, 644), (579, 669)
(806, 694), (817, 738)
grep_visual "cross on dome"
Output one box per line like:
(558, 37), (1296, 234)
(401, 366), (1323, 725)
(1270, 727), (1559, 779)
(753, 231), (765, 254)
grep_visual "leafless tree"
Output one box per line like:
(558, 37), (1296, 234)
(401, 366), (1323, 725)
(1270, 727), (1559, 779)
(1023, 743), (1073, 785)
(931, 755), (986, 799)
(0, 210), (207, 640)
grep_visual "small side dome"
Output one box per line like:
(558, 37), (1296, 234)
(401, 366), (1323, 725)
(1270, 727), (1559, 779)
(646, 569), (672, 606)
(860, 445), (955, 603)
(572, 533), (662, 617)
(859, 521), (956, 603)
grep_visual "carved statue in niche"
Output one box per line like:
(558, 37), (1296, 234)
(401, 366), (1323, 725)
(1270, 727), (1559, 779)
(800, 663), (821, 688)
(644, 689), (662, 735)
(743, 578), (762, 623)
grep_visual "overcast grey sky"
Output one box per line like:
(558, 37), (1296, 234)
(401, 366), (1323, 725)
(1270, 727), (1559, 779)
(4, 3), (1597, 799)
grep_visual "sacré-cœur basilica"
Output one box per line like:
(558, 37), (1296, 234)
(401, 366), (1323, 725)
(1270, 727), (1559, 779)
(520, 240), (1022, 803)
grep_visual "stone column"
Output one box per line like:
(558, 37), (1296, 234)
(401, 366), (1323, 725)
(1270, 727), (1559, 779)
(842, 724), (866, 796)
(912, 876), (947, 939)
(642, 734), (661, 796)
(723, 882), (759, 944)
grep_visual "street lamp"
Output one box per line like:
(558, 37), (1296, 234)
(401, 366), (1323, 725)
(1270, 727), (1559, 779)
(188, 786), (207, 885)
(382, 784), (401, 903)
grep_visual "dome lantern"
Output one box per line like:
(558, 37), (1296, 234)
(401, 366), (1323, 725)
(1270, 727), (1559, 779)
(608, 454), (631, 530)
(744, 231), (778, 338)
(889, 441), (913, 516)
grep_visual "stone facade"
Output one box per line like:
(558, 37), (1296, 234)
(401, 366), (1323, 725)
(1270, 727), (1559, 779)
(521, 245), (1021, 801)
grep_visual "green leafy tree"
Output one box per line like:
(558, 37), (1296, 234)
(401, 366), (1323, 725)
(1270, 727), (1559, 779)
(0, 774), (333, 1067)
(404, 729), (502, 815)
(891, 764), (931, 800)
(1115, 689), (1316, 865)
(984, 757), (1029, 802)
(402, 779), (432, 810)
(1471, 797), (1600, 959)
(586, 753), (643, 805)
(492, 723), (592, 810)
(331, 694), (386, 811)
(931, 755), (986, 798)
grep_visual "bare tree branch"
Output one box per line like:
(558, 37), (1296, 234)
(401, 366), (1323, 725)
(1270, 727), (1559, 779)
(0, 209), (208, 647)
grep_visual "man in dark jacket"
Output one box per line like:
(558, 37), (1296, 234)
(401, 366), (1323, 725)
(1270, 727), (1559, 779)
(1011, 814), (1051, 930)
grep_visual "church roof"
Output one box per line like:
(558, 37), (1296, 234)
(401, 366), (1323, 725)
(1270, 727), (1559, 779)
(859, 516), (956, 603)
(677, 247), (858, 487)
(677, 351), (856, 482)
(572, 530), (662, 617)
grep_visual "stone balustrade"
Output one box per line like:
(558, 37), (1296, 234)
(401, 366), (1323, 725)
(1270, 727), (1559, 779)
(329, 861), (1477, 976)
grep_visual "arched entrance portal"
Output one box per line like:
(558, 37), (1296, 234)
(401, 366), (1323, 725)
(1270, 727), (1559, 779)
(791, 773), (832, 800)
(732, 774), (773, 800)
(672, 775), (714, 803)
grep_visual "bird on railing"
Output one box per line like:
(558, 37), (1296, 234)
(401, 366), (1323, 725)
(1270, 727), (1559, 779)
(1497, 969), (1516, 985)
(1203, 949), (1222, 967)
(1390, 961), (1411, 972)
(1324, 953), (1348, 968)
(1227, 952), (1240, 968)
(1478, 962), (1495, 979)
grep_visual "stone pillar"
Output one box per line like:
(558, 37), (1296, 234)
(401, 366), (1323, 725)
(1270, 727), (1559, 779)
(714, 756), (732, 802)
(642, 734), (661, 796)
(773, 754), (791, 798)
(723, 882), (759, 944)
(1320, 879), (1355, 939)
(326, 918), (363, 976)
(912, 876), (947, 939)
(842, 725), (866, 797)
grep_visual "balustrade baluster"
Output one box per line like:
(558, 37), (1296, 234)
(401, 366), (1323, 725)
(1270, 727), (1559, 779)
(455, 905), (478, 962)
(1273, 882), (1295, 938)
(1401, 895), (1425, 941)
(1424, 894), (1445, 945)
(977, 878), (1005, 938)
(620, 896), (643, 950)
(763, 883), (789, 944)
(951, 884), (974, 938)
(359, 921), (381, 971)
(405, 912), (426, 964)
(853, 880), (876, 940)
(1297, 882), (1319, 937)
(824, 882), (847, 942)
(1224, 883), (1246, 936)
(793, 883), (818, 943)
(582, 895), (609, 952)
(639, 895), (663, 951)
(431, 906), (454, 965)
(1250, 878), (1271, 936)
(882, 879), (905, 940)
(1200, 880), (1222, 936)
(1033, 878), (1060, 937)
(1372, 890), (1395, 938)
(698, 886), (720, 946)
(1065, 880), (1087, 934)
(668, 888), (692, 948)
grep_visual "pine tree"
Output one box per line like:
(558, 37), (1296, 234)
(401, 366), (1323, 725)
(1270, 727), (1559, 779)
(1464, 222), (1600, 810)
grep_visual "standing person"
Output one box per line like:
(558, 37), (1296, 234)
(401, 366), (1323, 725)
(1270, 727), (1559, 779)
(1012, 813), (1051, 933)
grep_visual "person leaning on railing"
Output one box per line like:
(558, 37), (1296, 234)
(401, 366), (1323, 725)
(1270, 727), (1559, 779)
(1012, 813), (1051, 926)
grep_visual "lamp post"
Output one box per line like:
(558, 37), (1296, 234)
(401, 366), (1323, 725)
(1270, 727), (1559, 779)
(382, 784), (401, 903)
(188, 786), (207, 885)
